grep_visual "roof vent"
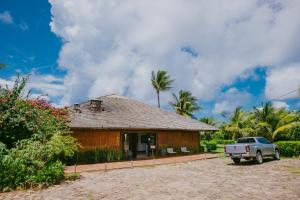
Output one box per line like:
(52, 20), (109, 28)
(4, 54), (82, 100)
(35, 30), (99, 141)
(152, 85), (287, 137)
(90, 99), (104, 112)
(73, 103), (81, 113)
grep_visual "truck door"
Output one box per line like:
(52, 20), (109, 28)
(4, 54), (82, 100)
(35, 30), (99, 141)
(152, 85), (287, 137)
(257, 137), (274, 155)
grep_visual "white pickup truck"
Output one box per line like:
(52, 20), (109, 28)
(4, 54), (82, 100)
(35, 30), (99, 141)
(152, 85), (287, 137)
(224, 137), (280, 164)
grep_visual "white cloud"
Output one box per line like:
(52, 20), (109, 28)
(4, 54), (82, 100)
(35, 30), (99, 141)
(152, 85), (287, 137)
(0, 78), (14, 88)
(213, 88), (251, 114)
(0, 73), (66, 103)
(265, 63), (300, 100)
(272, 101), (289, 109)
(0, 11), (13, 24)
(19, 22), (29, 31)
(48, 0), (300, 106)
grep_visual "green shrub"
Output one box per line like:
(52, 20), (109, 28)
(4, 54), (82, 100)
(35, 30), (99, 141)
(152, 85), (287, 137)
(199, 145), (205, 153)
(31, 161), (64, 186)
(67, 149), (122, 165)
(205, 141), (217, 152)
(275, 141), (300, 157)
(0, 76), (78, 191)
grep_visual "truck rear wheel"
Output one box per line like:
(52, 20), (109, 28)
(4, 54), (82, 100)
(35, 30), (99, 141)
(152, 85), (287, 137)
(256, 151), (263, 164)
(232, 158), (241, 164)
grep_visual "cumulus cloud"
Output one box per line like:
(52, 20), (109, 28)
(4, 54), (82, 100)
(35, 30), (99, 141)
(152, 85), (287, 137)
(48, 0), (300, 106)
(0, 72), (66, 102)
(265, 63), (300, 100)
(0, 11), (13, 24)
(272, 101), (289, 109)
(213, 88), (251, 114)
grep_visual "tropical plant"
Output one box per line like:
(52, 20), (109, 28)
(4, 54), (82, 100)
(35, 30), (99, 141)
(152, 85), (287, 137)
(151, 70), (174, 108)
(199, 117), (218, 126)
(253, 102), (300, 141)
(223, 106), (254, 140)
(169, 90), (201, 118)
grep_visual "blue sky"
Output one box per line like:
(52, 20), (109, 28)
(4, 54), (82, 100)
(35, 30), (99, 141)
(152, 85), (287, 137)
(0, 0), (299, 119)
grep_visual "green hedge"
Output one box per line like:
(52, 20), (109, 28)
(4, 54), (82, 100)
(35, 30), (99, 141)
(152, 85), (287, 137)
(66, 149), (122, 165)
(275, 141), (300, 157)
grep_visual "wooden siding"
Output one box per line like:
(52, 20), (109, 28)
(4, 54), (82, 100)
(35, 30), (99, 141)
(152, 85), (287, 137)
(157, 131), (199, 150)
(72, 129), (121, 151)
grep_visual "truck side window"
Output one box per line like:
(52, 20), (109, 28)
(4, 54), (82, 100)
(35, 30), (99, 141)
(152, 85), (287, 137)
(237, 138), (255, 143)
(257, 138), (271, 144)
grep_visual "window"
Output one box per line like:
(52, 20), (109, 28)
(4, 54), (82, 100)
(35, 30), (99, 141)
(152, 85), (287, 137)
(237, 138), (256, 143)
(257, 137), (271, 144)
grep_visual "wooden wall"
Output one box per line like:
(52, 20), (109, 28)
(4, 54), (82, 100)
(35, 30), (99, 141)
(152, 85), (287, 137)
(157, 131), (199, 150)
(71, 128), (121, 151)
(72, 128), (200, 152)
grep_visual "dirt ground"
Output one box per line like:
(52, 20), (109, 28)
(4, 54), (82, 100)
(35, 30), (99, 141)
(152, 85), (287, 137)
(1, 158), (300, 200)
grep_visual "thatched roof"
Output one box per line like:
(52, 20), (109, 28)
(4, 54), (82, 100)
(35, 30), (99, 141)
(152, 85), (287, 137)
(69, 94), (218, 131)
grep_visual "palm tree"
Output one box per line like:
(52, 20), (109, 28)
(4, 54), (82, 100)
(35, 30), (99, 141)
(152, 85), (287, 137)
(151, 70), (174, 108)
(199, 117), (217, 126)
(169, 90), (201, 117)
(253, 102), (300, 141)
(224, 106), (253, 140)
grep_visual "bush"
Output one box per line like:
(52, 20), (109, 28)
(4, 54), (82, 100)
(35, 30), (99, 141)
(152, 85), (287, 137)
(0, 135), (77, 190)
(31, 161), (64, 186)
(0, 76), (78, 191)
(205, 141), (217, 152)
(275, 141), (300, 157)
(66, 149), (122, 165)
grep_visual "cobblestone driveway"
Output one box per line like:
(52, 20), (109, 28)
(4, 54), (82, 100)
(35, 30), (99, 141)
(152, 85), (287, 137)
(1, 158), (299, 200)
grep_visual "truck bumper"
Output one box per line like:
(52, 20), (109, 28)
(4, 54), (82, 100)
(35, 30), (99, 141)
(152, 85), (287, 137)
(225, 152), (251, 158)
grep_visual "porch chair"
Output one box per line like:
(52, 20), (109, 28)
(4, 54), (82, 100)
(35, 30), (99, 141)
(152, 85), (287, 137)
(180, 147), (190, 153)
(166, 148), (177, 155)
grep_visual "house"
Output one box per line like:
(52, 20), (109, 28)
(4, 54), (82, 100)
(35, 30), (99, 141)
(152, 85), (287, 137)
(69, 94), (218, 159)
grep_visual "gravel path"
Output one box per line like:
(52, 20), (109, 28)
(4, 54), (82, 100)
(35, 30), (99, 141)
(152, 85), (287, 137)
(1, 158), (300, 200)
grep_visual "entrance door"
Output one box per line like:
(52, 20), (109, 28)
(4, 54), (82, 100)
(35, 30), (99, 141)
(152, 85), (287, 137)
(122, 132), (156, 160)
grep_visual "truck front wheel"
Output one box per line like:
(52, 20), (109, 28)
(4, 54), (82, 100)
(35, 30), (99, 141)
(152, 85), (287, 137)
(256, 151), (263, 164)
(232, 158), (241, 164)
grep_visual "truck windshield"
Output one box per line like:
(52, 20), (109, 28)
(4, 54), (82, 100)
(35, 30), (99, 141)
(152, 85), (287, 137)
(237, 138), (255, 143)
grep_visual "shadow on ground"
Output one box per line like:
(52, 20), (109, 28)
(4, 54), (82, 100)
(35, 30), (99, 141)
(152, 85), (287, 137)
(227, 158), (276, 166)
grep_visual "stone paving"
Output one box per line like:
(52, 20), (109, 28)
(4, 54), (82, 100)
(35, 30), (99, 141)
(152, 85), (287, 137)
(1, 157), (299, 200)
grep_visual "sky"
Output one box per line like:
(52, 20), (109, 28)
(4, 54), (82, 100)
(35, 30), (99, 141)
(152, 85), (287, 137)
(0, 0), (300, 119)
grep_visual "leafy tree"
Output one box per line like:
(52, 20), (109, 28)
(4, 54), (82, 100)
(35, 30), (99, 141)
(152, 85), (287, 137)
(151, 70), (174, 108)
(169, 90), (201, 117)
(0, 76), (69, 148)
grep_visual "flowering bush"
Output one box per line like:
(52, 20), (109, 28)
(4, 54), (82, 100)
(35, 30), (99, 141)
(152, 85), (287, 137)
(0, 76), (78, 191)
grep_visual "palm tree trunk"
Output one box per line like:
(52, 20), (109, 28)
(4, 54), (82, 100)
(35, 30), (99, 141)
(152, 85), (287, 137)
(157, 91), (160, 108)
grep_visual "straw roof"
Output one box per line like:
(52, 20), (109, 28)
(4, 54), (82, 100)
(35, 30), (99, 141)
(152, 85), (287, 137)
(69, 94), (218, 131)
